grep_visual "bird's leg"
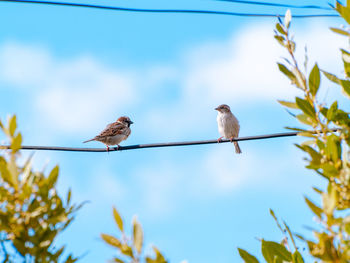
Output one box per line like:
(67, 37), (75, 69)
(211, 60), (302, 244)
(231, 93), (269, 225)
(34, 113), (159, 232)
(117, 145), (120, 150)
(106, 145), (109, 152)
(230, 137), (234, 143)
(217, 136), (224, 143)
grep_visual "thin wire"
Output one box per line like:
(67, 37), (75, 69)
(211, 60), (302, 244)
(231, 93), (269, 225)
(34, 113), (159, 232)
(0, 130), (338, 152)
(215, 0), (332, 10)
(0, 0), (340, 18)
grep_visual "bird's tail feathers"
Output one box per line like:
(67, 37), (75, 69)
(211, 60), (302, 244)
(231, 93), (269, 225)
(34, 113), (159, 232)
(83, 138), (95, 143)
(234, 141), (242, 154)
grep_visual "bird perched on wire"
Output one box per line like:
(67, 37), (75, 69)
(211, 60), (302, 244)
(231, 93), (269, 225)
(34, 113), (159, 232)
(215, 104), (242, 154)
(83, 116), (133, 151)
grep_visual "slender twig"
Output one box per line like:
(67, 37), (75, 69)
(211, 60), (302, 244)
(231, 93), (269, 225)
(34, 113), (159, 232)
(0, 0), (340, 18)
(0, 130), (339, 153)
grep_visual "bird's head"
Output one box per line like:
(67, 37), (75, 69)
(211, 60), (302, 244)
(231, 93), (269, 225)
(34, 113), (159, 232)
(117, 116), (134, 127)
(215, 104), (231, 113)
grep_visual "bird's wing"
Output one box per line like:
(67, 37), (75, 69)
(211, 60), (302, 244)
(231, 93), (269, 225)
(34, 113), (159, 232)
(97, 122), (126, 138)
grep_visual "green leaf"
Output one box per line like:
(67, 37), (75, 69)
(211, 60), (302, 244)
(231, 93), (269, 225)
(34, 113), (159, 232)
(308, 63), (320, 96)
(277, 100), (298, 109)
(132, 216), (143, 254)
(120, 244), (133, 258)
(238, 248), (259, 263)
(262, 240), (292, 262)
(295, 144), (321, 163)
(313, 187), (323, 195)
(295, 98), (316, 119)
(113, 258), (125, 263)
(341, 49), (350, 78)
(285, 127), (309, 132)
(113, 207), (124, 232)
(275, 23), (286, 35)
(344, 222), (350, 235)
(152, 246), (167, 262)
(10, 133), (22, 152)
(9, 115), (17, 137)
(261, 240), (275, 263)
(67, 188), (72, 205)
(323, 184), (338, 215)
(269, 209), (283, 233)
(340, 79), (350, 98)
(322, 71), (341, 84)
(47, 165), (59, 189)
(335, 1), (350, 25)
(277, 63), (296, 83)
(305, 196), (323, 218)
(292, 251), (304, 263)
(296, 114), (313, 126)
(283, 222), (297, 250)
(330, 27), (350, 36)
(326, 134), (341, 162)
(320, 163), (339, 177)
(284, 9), (292, 29)
(101, 233), (121, 248)
(327, 101), (338, 121)
(274, 35), (285, 47)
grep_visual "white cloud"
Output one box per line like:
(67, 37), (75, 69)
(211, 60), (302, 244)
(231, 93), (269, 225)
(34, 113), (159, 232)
(141, 22), (348, 139)
(0, 42), (137, 135)
(182, 21), (346, 104)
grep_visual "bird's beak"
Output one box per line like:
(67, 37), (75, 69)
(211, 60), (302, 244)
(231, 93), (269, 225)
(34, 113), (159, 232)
(129, 120), (134, 124)
(215, 107), (219, 111)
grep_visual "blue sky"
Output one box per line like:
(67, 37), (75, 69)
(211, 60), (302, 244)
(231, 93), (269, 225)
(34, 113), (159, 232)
(0, 0), (349, 262)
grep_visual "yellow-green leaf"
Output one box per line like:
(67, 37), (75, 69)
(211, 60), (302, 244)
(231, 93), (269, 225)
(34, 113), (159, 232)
(113, 207), (124, 232)
(308, 63), (320, 96)
(275, 23), (286, 35)
(132, 216), (143, 254)
(238, 248), (259, 263)
(296, 114), (313, 126)
(295, 98), (316, 119)
(340, 79), (350, 98)
(277, 100), (298, 109)
(262, 240), (292, 262)
(10, 133), (22, 152)
(292, 251), (304, 263)
(327, 101), (338, 121)
(101, 233), (121, 248)
(305, 197), (322, 218)
(113, 258), (125, 263)
(277, 63), (296, 83)
(47, 165), (59, 189)
(120, 244), (133, 258)
(9, 115), (17, 137)
(341, 49), (350, 78)
(322, 70), (341, 84)
(326, 134), (341, 162)
(330, 27), (350, 36)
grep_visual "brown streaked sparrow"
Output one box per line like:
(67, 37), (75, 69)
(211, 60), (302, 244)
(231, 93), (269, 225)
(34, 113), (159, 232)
(215, 104), (242, 154)
(83, 116), (133, 151)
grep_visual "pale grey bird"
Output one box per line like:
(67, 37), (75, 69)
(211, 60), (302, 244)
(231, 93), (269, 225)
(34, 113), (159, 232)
(215, 104), (242, 154)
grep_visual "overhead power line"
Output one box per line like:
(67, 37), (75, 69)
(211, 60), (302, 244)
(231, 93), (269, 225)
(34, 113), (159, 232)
(0, 130), (337, 152)
(215, 0), (332, 10)
(0, 0), (340, 18)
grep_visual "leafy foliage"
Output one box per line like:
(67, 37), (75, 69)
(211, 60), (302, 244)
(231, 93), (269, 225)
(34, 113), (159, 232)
(239, 6), (350, 263)
(0, 115), (83, 262)
(101, 207), (167, 263)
